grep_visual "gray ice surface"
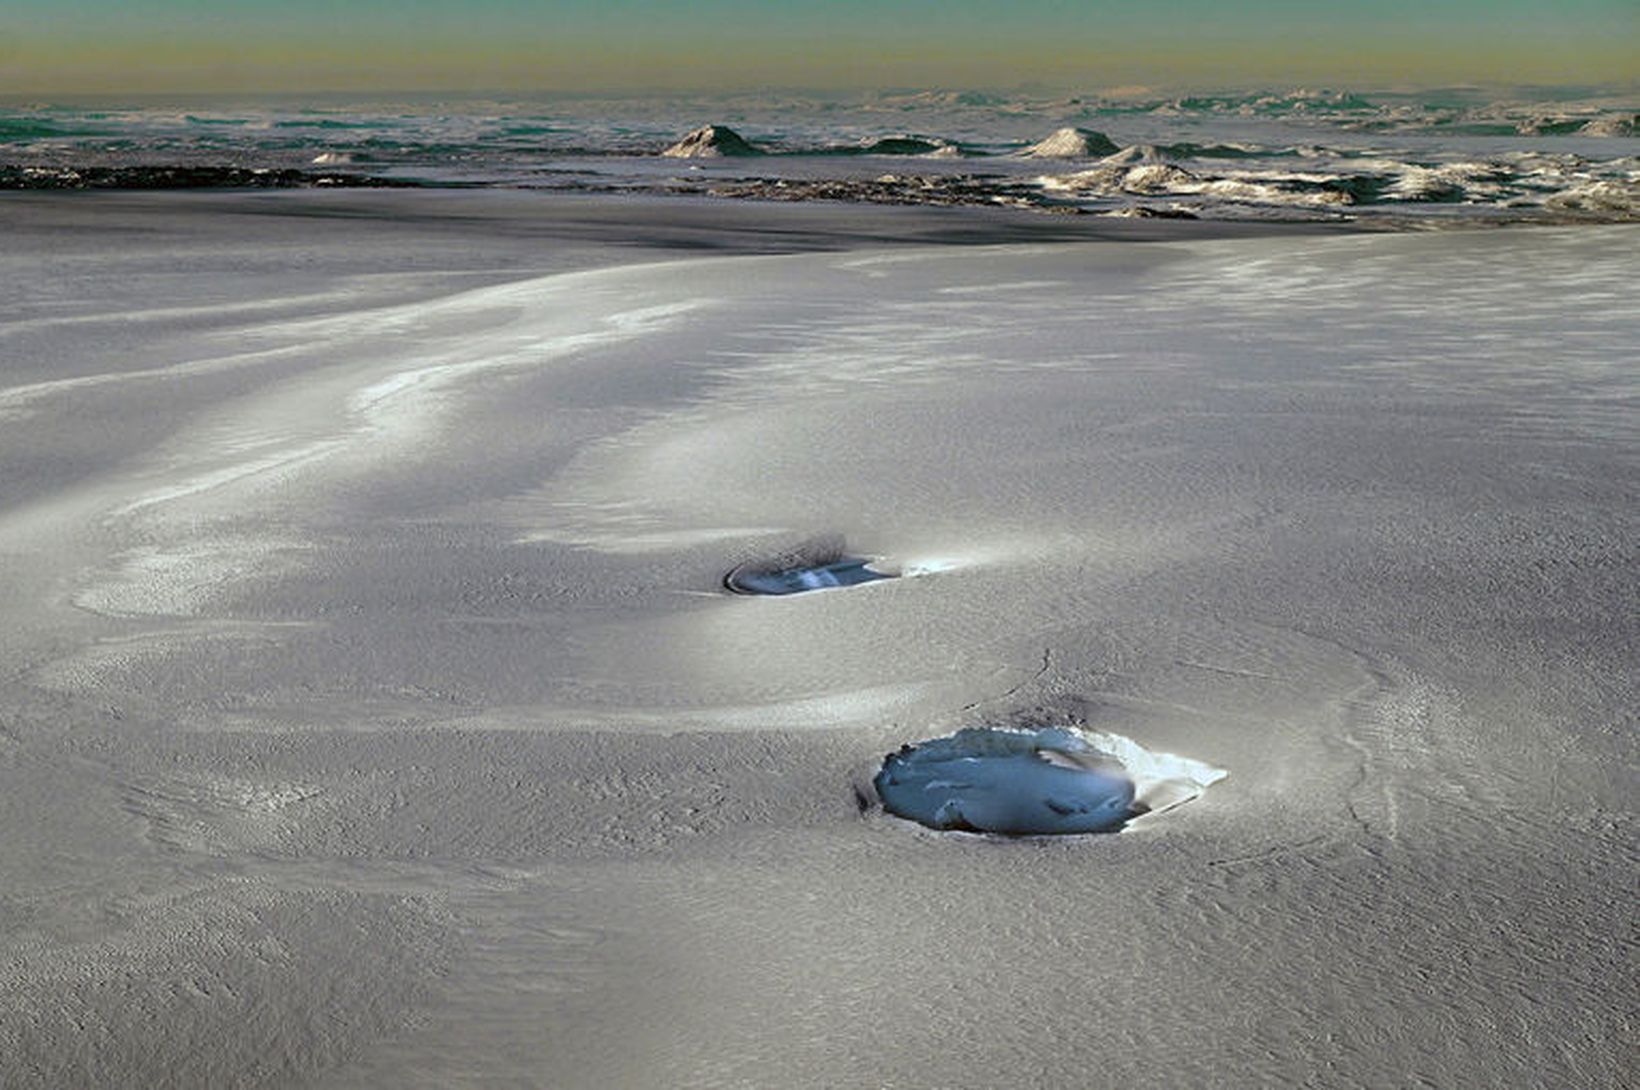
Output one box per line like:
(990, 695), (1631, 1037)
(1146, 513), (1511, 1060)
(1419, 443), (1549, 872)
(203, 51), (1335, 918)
(0, 190), (1634, 1089)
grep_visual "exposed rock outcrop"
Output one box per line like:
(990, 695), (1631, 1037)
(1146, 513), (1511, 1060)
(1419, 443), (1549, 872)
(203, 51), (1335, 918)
(661, 125), (761, 158)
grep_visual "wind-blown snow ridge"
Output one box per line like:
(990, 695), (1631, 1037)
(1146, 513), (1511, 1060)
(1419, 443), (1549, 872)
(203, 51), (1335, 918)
(1034, 154), (1640, 219)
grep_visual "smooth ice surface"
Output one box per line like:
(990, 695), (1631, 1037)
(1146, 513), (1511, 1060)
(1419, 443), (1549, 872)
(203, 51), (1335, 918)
(873, 726), (1226, 834)
(876, 727), (1137, 834)
(726, 557), (893, 595)
(0, 192), (1634, 1090)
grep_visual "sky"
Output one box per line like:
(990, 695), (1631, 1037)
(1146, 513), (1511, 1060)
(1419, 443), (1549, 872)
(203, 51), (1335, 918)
(3, 0), (1636, 95)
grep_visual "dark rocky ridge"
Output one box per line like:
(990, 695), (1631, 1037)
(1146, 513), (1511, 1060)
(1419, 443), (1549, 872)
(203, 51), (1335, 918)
(0, 165), (417, 190)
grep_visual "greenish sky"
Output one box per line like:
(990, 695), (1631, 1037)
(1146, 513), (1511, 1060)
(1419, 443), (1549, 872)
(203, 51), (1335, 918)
(3, 1), (1636, 94)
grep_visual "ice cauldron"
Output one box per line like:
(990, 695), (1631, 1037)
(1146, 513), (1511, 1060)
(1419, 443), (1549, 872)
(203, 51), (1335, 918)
(872, 725), (1228, 836)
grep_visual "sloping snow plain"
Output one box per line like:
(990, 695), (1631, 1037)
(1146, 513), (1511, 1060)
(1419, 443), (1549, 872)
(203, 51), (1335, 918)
(0, 192), (1633, 1088)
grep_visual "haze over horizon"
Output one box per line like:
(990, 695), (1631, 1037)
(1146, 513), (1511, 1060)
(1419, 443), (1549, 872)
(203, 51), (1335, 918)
(5, 0), (1636, 96)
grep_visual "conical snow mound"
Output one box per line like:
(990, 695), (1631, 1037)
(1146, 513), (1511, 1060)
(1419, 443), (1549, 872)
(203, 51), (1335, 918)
(662, 125), (762, 158)
(1022, 127), (1120, 159)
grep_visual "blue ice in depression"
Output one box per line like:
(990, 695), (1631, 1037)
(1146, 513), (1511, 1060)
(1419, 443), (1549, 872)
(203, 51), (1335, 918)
(725, 556), (893, 596)
(872, 726), (1226, 836)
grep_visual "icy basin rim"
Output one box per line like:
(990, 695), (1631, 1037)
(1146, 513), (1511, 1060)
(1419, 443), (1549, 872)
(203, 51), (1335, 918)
(869, 724), (1227, 836)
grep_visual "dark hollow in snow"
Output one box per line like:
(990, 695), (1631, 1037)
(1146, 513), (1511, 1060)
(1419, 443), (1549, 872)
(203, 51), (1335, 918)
(724, 556), (894, 596)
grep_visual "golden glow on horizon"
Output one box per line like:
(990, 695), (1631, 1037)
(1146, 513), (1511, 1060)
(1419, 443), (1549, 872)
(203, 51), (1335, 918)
(4, 29), (1637, 95)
